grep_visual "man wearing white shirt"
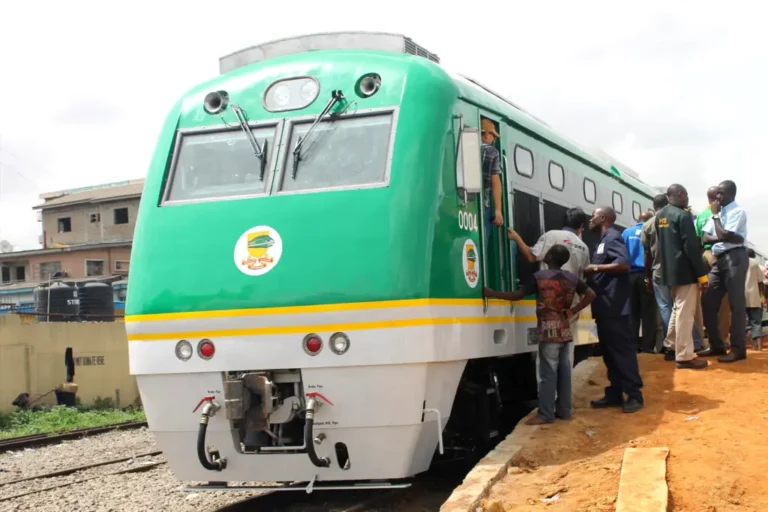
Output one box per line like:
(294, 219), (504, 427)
(698, 180), (749, 362)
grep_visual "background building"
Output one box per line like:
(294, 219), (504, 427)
(0, 179), (143, 312)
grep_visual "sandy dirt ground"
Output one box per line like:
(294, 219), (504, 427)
(482, 350), (768, 512)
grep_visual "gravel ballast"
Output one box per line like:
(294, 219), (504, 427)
(0, 427), (264, 511)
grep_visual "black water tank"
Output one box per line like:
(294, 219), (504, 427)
(34, 282), (79, 322)
(78, 282), (115, 322)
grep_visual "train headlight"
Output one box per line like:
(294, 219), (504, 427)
(303, 334), (323, 356)
(263, 77), (320, 112)
(175, 340), (193, 361)
(329, 332), (350, 355)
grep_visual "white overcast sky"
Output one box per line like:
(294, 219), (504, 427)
(1, 1), (766, 251)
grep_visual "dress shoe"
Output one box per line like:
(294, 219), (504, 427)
(622, 398), (644, 413)
(718, 352), (747, 363)
(590, 396), (622, 409)
(696, 347), (727, 357)
(676, 358), (708, 370)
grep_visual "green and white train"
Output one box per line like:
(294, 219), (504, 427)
(125, 32), (661, 491)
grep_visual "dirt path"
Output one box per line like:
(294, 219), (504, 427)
(483, 351), (768, 512)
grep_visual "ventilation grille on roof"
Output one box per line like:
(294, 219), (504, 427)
(403, 37), (440, 63)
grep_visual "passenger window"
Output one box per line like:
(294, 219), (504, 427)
(514, 145), (534, 178)
(583, 178), (596, 204)
(548, 162), (564, 191)
(613, 191), (623, 214)
(632, 201), (641, 221)
(280, 112), (393, 193)
(164, 125), (278, 203)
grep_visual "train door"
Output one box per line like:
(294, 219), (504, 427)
(506, 143), (542, 293)
(479, 114), (512, 294)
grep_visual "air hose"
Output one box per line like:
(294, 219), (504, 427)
(197, 400), (226, 471)
(304, 398), (331, 468)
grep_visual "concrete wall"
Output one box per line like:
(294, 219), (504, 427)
(41, 198), (140, 248)
(0, 315), (137, 413)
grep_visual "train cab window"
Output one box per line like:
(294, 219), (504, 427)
(514, 145), (534, 178)
(164, 124), (279, 203)
(280, 112), (393, 193)
(548, 162), (565, 191)
(583, 178), (596, 204)
(612, 191), (623, 214)
(632, 201), (642, 221)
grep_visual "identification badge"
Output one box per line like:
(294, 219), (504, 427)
(597, 243), (605, 254)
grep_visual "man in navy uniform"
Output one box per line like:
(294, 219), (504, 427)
(584, 207), (644, 413)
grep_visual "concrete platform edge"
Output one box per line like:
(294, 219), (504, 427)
(439, 357), (601, 512)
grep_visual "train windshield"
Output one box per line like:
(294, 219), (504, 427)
(164, 125), (278, 202)
(278, 111), (393, 193)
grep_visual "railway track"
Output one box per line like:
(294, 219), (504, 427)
(0, 421), (148, 454)
(0, 450), (165, 503)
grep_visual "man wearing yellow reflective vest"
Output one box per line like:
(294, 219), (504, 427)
(655, 184), (709, 369)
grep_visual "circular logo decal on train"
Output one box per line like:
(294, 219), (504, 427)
(462, 239), (479, 288)
(233, 225), (283, 276)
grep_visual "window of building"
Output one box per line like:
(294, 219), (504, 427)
(39, 262), (62, 280)
(514, 145), (534, 178)
(612, 191), (624, 214)
(632, 201), (642, 221)
(58, 217), (71, 233)
(583, 178), (596, 204)
(90, 212), (101, 223)
(114, 208), (129, 225)
(1, 267), (9, 283)
(548, 161), (565, 191)
(15, 266), (25, 282)
(114, 260), (130, 273)
(85, 260), (105, 277)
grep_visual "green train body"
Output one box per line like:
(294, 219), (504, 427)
(127, 36), (656, 320)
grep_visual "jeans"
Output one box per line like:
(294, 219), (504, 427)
(537, 341), (572, 422)
(747, 308), (763, 340)
(654, 281), (703, 350)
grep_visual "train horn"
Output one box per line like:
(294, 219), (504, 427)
(358, 74), (381, 98)
(203, 90), (230, 115)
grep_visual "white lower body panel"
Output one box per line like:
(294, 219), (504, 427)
(137, 360), (466, 483)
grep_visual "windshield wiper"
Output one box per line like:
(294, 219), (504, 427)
(292, 90), (344, 179)
(231, 105), (268, 181)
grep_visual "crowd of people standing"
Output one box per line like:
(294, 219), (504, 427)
(485, 179), (766, 424)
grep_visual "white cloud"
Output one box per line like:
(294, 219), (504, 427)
(1, 0), (767, 249)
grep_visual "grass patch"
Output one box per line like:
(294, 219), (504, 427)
(0, 406), (146, 440)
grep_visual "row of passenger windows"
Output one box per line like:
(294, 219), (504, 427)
(512, 144), (645, 222)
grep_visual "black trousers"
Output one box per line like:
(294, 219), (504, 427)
(628, 272), (658, 353)
(596, 316), (644, 403)
(703, 247), (748, 355)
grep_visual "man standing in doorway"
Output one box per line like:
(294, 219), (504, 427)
(584, 207), (644, 413)
(698, 186), (731, 347)
(655, 184), (709, 369)
(481, 117), (504, 245)
(623, 211), (657, 354)
(507, 208), (591, 366)
(699, 180), (749, 362)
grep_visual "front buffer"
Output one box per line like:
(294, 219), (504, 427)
(136, 360), (465, 488)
